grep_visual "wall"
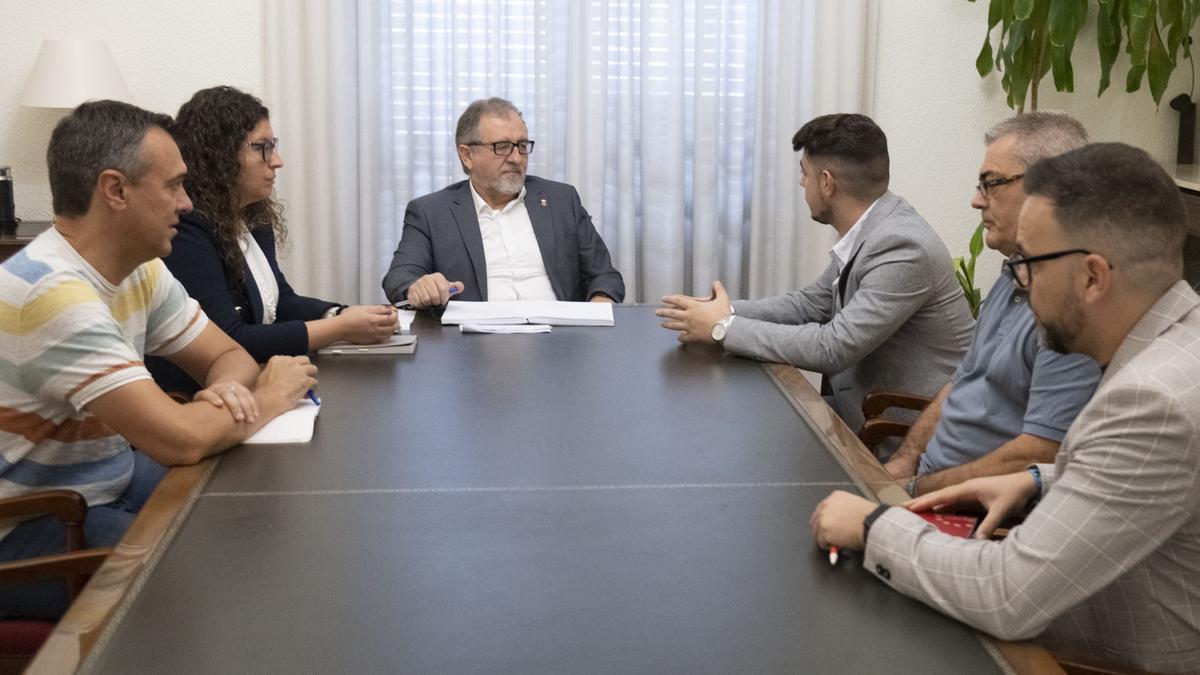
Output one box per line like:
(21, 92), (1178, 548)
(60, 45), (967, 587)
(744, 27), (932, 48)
(0, 0), (265, 222)
(872, 0), (1180, 290)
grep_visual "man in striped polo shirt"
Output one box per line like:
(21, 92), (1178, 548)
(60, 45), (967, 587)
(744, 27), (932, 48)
(0, 101), (317, 619)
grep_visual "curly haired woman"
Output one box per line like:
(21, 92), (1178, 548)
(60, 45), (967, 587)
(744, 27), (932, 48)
(148, 86), (396, 395)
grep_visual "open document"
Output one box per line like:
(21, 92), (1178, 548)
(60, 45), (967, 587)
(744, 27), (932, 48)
(440, 301), (614, 326)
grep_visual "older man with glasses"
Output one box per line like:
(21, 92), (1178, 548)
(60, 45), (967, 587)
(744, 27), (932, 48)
(882, 112), (1101, 497)
(383, 97), (624, 308)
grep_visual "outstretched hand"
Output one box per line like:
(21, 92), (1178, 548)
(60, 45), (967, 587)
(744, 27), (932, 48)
(656, 280), (732, 343)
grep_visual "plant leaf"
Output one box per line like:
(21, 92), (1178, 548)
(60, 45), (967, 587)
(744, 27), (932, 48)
(1126, 62), (1147, 91)
(1097, 0), (1123, 94)
(1147, 24), (1174, 103)
(1126, 0), (1154, 67)
(969, 222), (986, 257)
(988, 0), (1008, 29)
(1015, 0), (1037, 20)
(978, 34), (996, 75)
(1049, 0), (1087, 91)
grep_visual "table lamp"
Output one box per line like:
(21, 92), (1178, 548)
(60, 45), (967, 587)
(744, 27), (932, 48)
(21, 38), (132, 108)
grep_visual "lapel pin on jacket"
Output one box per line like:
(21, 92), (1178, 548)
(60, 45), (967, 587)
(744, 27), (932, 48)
(540, 198), (548, 207)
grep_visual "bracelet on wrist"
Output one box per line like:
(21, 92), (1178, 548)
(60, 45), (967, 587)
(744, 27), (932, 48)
(1026, 465), (1043, 507)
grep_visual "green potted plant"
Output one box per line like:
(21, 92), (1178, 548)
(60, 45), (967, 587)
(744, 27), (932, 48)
(972, 0), (1200, 112)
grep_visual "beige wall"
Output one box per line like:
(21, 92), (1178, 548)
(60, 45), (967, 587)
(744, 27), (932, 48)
(1, 1), (1184, 292)
(872, 0), (1180, 290)
(0, 0), (265, 221)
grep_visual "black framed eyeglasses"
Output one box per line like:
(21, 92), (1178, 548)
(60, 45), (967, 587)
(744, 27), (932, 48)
(976, 172), (1024, 197)
(248, 137), (279, 163)
(466, 140), (535, 156)
(1004, 249), (1105, 289)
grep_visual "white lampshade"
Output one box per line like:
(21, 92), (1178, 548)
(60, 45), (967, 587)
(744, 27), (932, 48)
(20, 38), (132, 108)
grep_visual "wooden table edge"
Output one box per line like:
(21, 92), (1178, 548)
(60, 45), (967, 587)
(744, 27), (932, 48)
(25, 458), (219, 675)
(762, 363), (1064, 675)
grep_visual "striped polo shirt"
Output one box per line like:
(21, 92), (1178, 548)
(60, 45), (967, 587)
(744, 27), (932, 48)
(0, 228), (207, 540)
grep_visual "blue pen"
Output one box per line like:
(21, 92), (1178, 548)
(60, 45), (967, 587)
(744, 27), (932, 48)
(306, 390), (321, 406)
(393, 286), (462, 311)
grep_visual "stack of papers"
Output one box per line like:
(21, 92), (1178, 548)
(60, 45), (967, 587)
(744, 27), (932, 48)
(460, 324), (553, 334)
(440, 301), (614, 326)
(244, 399), (319, 444)
(318, 333), (417, 355)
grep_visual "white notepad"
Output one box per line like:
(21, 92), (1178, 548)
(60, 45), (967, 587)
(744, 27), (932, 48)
(440, 301), (614, 326)
(243, 399), (320, 444)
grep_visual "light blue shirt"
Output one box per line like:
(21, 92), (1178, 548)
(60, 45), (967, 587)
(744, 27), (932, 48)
(918, 267), (1101, 475)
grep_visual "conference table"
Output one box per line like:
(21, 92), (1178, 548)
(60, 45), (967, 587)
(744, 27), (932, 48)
(33, 306), (1056, 673)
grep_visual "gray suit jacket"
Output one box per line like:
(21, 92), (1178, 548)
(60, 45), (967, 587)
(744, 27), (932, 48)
(864, 281), (1200, 673)
(724, 191), (974, 430)
(382, 176), (625, 303)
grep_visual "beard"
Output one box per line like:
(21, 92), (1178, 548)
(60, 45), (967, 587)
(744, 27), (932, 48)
(1036, 297), (1085, 355)
(810, 205), (834, 225)
(493, 169), (525, 196)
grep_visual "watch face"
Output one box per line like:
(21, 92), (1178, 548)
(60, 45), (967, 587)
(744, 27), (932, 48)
(711, 321), (727, 342)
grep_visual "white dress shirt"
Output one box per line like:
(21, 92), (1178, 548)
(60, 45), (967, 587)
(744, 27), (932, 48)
(830, 198), (879, 295)
(239, 228), (279, 324)
(470, 180), (556, 301)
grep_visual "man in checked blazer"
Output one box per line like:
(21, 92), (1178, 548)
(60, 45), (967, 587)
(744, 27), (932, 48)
(382, 97), (624, 308)
(812, 143), (1200, 673)
(658, 114), (974, 434)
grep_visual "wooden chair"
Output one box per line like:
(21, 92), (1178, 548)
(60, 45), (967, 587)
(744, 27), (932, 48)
(858, 389), (934, 452)
(0, 490), (112, 674)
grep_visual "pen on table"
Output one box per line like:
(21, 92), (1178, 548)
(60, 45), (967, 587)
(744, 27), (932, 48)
(306, 390), (321, 406)
(828, 545), (839, 566)
(393, 286), (462, 311)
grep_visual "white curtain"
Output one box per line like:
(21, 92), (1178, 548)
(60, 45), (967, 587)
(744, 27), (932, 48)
(266, 0), (873, 304)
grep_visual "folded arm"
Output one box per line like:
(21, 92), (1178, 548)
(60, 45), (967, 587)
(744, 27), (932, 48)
(89, 324), (316, 466)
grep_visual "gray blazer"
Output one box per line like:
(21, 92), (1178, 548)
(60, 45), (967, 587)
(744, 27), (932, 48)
(863, 281), (1200, 673)
(382, 176), (625, 303)
(724, 191), (973, 430)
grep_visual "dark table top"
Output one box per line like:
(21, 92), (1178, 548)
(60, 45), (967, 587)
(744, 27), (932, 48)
(87, 307), (1000, 674)
(0, 219), (51, 243)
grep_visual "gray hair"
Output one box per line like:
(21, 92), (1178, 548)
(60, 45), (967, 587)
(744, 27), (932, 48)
(455, 97), (524, 146)
(48, 100), (173, 217)
(984, 111), (1089, 168)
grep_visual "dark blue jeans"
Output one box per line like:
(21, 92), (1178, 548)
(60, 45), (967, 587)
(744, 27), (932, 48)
(0, 451), (166, 620)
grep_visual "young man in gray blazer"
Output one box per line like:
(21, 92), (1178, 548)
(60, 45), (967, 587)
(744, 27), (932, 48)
(382, 97), (624, 308)
(812, 143), (1200, 673)
(658, 114), (973, 433)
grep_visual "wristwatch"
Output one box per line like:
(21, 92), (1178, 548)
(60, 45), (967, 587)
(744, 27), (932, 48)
(710, 306), (735, 343)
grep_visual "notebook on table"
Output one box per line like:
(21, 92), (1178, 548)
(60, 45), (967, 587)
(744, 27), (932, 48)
(917, 512), (980, 538)
(317, 333), (417, 355)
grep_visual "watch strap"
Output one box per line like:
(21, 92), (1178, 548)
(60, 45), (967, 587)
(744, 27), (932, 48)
(862, 503), (891, 546)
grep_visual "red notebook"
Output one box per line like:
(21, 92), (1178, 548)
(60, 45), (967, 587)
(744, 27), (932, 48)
(917, 512), (979, 538)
